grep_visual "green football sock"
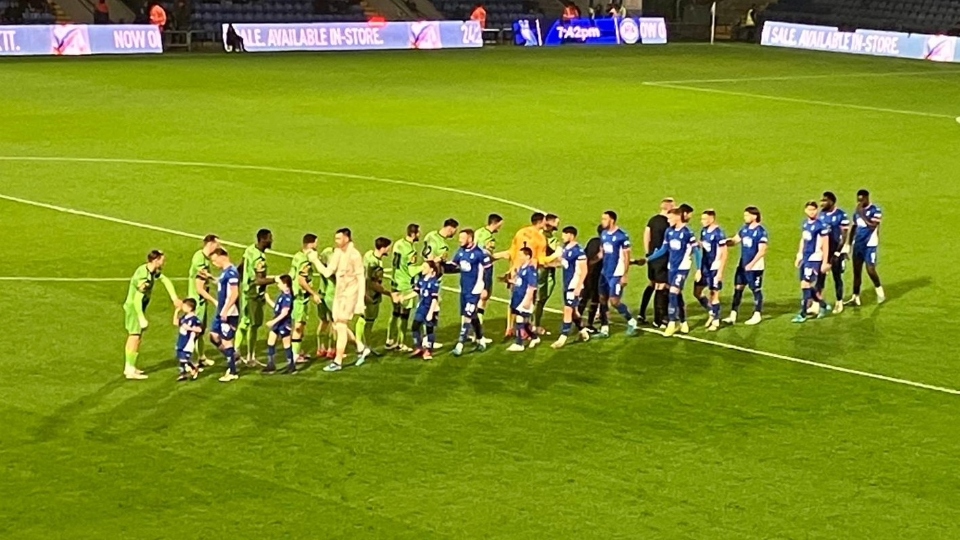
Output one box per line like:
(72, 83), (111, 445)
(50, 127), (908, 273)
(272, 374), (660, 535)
(234, 324), (246, 351)
(399, 317), (409, 347)
(386, 315), (398, 343)
(248, 327), (259, 357)
(124, 350), (138, 370)
(356, 319), (367, 348)
(316, 330), (323, 351)
(292, 340), (302, 358)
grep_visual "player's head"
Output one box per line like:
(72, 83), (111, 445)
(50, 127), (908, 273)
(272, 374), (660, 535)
(146, 249), (166, 269)
(667, 208), (683, 227)
(679, 203), (694, 223)
(210, 247), (230, 268)
(302, 233), (318, 251)
(561, 225), (578, 244)
(660, 197), (675, 213)
(544, 213), (559, 232)
(441, 218), (459, 238)
(530, 212), (545, 229)
(804, 200), (819, 220)
(335, 228), (351, 248)
(277, 273), (293, 293)
(701, 209), (716, 228)
(256, 228), (273, 250)
(374, 236), (392, 256)
(744, 206), (761, 224)
(821, 191), (837, 211)
(519, 246), (533, 264)
(459, 228), (475, 248)
(406, 223), (421, 242)
(182, 297), (197, 313)
(487, 213), (504, 232)
(601, 210), (617, 230)
(857, 189), (870, 206)
(202, 234), (220, 255)
(423, 259), (441, 277)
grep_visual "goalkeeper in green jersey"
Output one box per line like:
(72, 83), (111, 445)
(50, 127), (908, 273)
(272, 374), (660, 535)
(534, 214), (562, 334)
(355, 237), (392, 366)
(315, 246), (337, 359)
(235, 229), (275, 366)
(385, 223), (421, 352)
(122, 250), (181, 380)
(186, 234), (220, 367)
(289, 233), (320, 363)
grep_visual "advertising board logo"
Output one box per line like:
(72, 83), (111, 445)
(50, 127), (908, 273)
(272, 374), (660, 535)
(619, 18), (639, 44)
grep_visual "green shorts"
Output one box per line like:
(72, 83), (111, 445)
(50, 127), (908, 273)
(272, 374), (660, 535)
(241, 295), (265, 328)
(538, 271), (556, 301)
(394, 288), (416, 311)
(123, 304), (143, 335)
(292, 298), (309, 325)
(364, 301), (381, 322)
(317, 298), (333, 323)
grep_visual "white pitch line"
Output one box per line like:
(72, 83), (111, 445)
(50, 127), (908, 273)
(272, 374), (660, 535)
(0, 276), (188, 282)
(642, 82), (956, 119)
(0, 160), (957, 396)
(645, 69), (960, 85)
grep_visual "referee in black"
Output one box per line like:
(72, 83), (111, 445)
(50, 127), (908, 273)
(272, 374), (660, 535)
(578, 224), (605, 332)
(637, 198), (674, 327)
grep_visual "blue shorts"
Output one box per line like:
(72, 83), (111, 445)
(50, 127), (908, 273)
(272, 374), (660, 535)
(853, 244), (878, 266)
(272, 322), (292, 338)
(414, 307), (434, 324)
(695, 269), (723, 291)
(511, 296), (533, 316)
(461, 293), (481, 318)
(562, 289), (579, 308)
(668, 269), (689, 290)
(800, 261), (820, 283)
(598, 275), (624, 299)
(176, 350), (193, 362)
(483, 268), (494, 294)
(212, 316), (239, 341)
(735, 266), (764, 290)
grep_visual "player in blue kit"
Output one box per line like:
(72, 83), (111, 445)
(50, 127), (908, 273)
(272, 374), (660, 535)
(209, 248), (242, 383)
(410, 261), (441, 361)
(551, 226), (590, 349)
(174, 298), (203, 381)
(263, 274), (296, 374)
(507, 247), (541, 352)
(816, 191), (851, 314)
(693, 210), (728, 332)
(443, 229), (492, 357)
(793, 201), (832, 323)
(849, 189), (885, 305)
(597, 210), (638, 338)
(724, 206), (768, 326)
(646, 208), (701, 337)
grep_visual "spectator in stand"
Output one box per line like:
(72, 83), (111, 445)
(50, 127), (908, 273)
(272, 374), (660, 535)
(149, 2), (167, 30)
(561, 1), (579, 22)
(614, 2), (625, 18)
(740, 4), (757, 42)
(470, 2), (486, 29)
(94, 0), (110, 24)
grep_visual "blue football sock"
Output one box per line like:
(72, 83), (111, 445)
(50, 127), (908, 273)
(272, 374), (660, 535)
(753, 289), (764, 312)
(267, 345), (276, 368)
(711, 302), (721, 319)
(615, 303), (633, 321)
(732, 288), (744, 312)
(458, 322), (471, 344)
(698, 295), (711, 311)
(514, 322), (524, 345)
(285, 347), (295, 368)
(561, 322), (572, 336)
(599, 303), (609, 325)
(224, 347), (237, 375)
(426, 325), (436, 349)
(668, 293), (679, 322)
(800, 289), (812, 316)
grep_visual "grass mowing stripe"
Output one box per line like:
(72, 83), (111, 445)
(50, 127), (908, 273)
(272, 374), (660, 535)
(3, 191), (958, 397)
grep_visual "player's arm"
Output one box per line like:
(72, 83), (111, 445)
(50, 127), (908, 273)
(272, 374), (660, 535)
(717, 241), (729, 275)
(692, 243), (703, 281)
(794, 237), (805, 268)
(370, 277), (389, 296)
(646, 239), (668, 262)
(157, 274), (181, 308)
(220, 282), (239, 320)
(266, 305), (290, 328)
(819, 230), (831, 271)
(427, 295), (440, 322)
(297, 270), (320, 303)
(726, 234), (742, 246)
(309, 250), (335, 279)
(522, 282), (537, 310)
(491, 249), (511, 261)
(265, 294), (276, 309)
(643, 226), (652, 255)
(573, 256), (588, 296)
(620, 245), (631, 282)
(195, 275), (217, 305)
(747, 242), (767, 270)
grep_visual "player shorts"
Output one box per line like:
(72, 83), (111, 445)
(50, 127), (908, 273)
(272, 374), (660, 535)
(563, 289), (579, 308)
(598, 275), (624, 299)
(799, 261), (821, 284)
(414, 306), (435, 324)
(695, 269), (723, 291)
(177, 350), (193, 362)
(123, 304), (144, 335)
(537, 271), (556, 301)
(853, 244), (878, 266)
(668, 269), (690, 290)
(581, 270), (601, 303)
(483, 268), (494, 295)
(292, 298), (309, 325)
(241, 296), (265, 328)
(212, 316), (240, 341)
(364, 300), (381, 322)
(647, 258), (668, 284)
(317, 297), (334, 323)
(460, 293), (481, 318)
(272, 322), (292, 338)
(734, 265), (764, 290)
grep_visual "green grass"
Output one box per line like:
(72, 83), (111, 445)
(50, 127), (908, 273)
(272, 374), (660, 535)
(1, 44), (960, 538)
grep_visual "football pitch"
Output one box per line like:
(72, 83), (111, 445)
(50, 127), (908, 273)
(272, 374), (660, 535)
(2, 44), (960, 538)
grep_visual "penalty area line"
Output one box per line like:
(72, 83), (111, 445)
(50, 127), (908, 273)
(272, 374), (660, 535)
(1, 191), (958, 397)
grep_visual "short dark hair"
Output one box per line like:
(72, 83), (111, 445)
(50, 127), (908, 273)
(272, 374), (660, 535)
(520, 247), (533, 258)
(461, 228), (475, 240)
(679, 203), (694, 214)
(744, 206), (762, 222)
(530, 212), (545, 224)
(857, 189), (870, 198)
(545, 213), (559, 222)
(278, 274), (293, 288)
(256, 229), (272, 242)
(202, 234), (219, 244)
(336, 228), (352, 240)
(375, 237), (391, 250)
(805, 200), (819, 209)
(406, 223), (420, 236)
(211, 247), (228, 257)
(822, 191), (837, 203)
(182, 298), (197, 310)
(603, 210), (618, 222)
(443, 218), (459, 229)
(303, 233), (318, 245)
(562, 225), (578, 236)
(426, 260), (442, 276)
(487, 213), (503, 225)
(668, 208), (683, 216)
(146, 249), (164, 262)
(702, 209), (716, 217)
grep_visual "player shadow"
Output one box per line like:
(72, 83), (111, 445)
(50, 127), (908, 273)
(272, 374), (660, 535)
(881, 276), (932, 303)
(31, 377), (130, 443)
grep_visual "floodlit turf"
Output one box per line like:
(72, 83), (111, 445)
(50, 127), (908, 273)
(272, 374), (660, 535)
(2, 44), (960, 538)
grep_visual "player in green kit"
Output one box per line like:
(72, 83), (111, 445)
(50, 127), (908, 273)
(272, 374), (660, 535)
(122, 250), (181, 380)
(474, 213), (505, 327)
(236, 229), (275, 366)
(315, 246), (337, 359)
(385, 224), (421, 352)
(534, 214), (561, 334)
(422, 218), (459, 262)
(355, 237), (392, 366)
(187, 234), (220, 367)
(290, 234), (320, 363)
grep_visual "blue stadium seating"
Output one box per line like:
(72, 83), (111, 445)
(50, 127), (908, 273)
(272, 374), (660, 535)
(189, 0), (366, 30)
(762, 0), (960, 34)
